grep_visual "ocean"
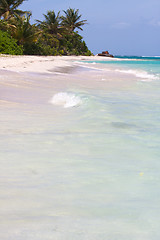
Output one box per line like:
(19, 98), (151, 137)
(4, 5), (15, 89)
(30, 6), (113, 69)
(0, 56), (160, 239)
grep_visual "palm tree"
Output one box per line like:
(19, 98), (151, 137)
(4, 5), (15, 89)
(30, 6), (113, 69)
(9, 13), (40, 45)
(61, 8), (87, 32)
(36, 10), (65, 39)
(0, 0), (29, 20)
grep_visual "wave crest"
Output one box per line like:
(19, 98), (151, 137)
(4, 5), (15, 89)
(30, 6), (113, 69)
(49, 92), (82, 108)
(115, 69), (158, 80)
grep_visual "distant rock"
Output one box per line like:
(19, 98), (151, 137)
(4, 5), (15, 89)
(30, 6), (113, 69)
(98, 51), (114, 58)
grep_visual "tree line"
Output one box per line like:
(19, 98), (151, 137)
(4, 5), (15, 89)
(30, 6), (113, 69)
(0, 0), (92, 55)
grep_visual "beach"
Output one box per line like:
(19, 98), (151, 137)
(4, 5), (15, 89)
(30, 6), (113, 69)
(0, 55), (106, 73)
(0, 55), (160, 240)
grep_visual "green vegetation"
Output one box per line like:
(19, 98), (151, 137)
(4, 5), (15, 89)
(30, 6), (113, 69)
(0, 30), (23, 54)
(61, 8), (87, 32)
(0, 0), (29, 20)
(0, 0), (91, 55)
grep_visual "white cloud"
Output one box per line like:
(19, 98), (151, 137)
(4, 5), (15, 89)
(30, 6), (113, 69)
(149, 19), (160, 27)
(111, 22), (130, 29)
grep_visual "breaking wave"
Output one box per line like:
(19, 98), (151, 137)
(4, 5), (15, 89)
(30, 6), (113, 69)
(49, 92), (82, 108)
(115, 69), (158, 80)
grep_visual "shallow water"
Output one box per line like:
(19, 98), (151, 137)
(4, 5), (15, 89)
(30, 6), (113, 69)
(0, 58), (160, 240)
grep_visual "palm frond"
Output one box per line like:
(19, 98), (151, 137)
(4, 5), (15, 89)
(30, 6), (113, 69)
(61, 8), (87, 32)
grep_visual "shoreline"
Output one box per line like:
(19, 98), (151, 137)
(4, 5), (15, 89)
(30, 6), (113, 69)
(0, 55), (115, 74)
(0, 55), (154, 97)
(0, 55), (159, 240)
(0, 55), (138, 108)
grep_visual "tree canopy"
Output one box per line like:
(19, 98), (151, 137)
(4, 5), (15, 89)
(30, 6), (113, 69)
(61, 8), (87, 32)
(0, 0), (29, 20)
(0, 3), (91, 56)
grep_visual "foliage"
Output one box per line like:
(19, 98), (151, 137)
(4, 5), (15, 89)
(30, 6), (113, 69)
(0, 19), (8, 30)
(0, 4), (92, 56)
(60, 32), (91, 55)
(23, 40), (58, 56)
(61, 8), (87, 32)
(0, 0), (29, 20)
(8, 13), (41, 45)
(22, 31), (60, 55)
(0, 30), (23, 54)
(23, 42), (50, 55)
(36, 11), (65, 38)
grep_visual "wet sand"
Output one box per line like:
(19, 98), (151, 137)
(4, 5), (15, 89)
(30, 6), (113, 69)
(0, 55), (153, 240)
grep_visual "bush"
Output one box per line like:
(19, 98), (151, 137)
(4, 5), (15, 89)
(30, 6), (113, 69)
(23, 42), (58, 56)
(59, 32), (92, 56)
(0, 30), (23, 55)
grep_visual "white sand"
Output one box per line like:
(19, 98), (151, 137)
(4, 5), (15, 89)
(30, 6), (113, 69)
(0, 55), (113, 74)
(0, 55), (153, 240)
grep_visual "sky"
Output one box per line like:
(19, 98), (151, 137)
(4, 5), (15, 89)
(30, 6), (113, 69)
(21, 0), (160, 56)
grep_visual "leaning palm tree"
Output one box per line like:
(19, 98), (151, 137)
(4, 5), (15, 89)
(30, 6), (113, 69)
(61, 8), (87, 32)
(36, 10), (65, 39)
(9, 13), (40, 45)
(0, 0), (29, 20)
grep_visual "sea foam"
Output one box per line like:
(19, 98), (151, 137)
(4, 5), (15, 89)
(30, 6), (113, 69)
(115, 69), (158, 80)
(49, 92), (82, 108)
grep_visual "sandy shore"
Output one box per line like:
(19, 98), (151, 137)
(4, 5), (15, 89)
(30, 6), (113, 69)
(1, 55), (158, 240)
(0, 54), (141, 108)
(0, 55), (112, 74)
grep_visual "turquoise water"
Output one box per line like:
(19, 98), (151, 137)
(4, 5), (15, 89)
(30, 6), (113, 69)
(0, 57), (160, 239)
(84, 56), (160, 76)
